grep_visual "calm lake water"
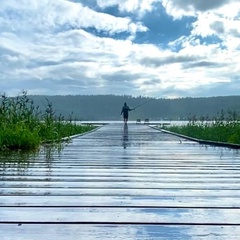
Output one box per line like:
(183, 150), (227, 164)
(79, 120), (188, 126)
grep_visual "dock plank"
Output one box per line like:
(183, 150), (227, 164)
(1, 224), (239, 240)
(1, 195), (240, 208)
(1, 207), (240, 224)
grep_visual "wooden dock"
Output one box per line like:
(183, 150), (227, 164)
(0, 123), (240, 239)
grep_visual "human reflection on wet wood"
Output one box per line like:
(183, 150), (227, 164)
(122, 123), (129, 149)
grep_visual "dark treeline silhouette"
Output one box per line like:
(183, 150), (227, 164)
(28, 94), (240, 121)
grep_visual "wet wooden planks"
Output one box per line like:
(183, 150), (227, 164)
(0, 123), (240, 239)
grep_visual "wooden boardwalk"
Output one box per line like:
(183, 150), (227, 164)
(0, 123), (240, 239)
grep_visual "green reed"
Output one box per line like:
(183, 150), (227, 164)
(163, 110), (240, 144)
(0, 91), (95, 150)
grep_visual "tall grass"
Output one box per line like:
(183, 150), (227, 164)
(163, 110), (240, 144)
(0, 91), (95, 151)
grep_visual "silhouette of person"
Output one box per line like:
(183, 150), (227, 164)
(121, 102), (132, 124)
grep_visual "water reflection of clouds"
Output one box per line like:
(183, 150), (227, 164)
(95, 224), (192, 240)
(123, 207), (240, 239)
(135, 225), (239, 239)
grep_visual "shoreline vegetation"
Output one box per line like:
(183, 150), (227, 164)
(162, 111), (240, 145)
(0, 91), (96, 151)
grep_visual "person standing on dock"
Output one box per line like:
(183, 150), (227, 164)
(121, 102), (132, 124)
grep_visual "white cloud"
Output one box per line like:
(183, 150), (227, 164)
(0, 0), (147, 36)
(190, 11), (240, 53)
(96, 0), (157, 15)
(162, 0), (240, 89)
(162, 0), (240, 19)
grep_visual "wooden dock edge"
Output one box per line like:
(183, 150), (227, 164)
(42, 125), (103, 145)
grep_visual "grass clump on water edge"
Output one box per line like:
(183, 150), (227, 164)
(0, 91), (96, 151)
(162, 110), (240, 145)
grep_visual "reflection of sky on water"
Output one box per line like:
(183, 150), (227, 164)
(132, 225), (239, 239)
(93, 224), (192, 240)
(112, 207), (240, 239)
(135, 225), (192, 240)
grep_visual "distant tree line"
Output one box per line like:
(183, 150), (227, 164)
(28, 94), (240, 121)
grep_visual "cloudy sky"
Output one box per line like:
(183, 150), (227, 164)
(0, 0), (240, 98)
